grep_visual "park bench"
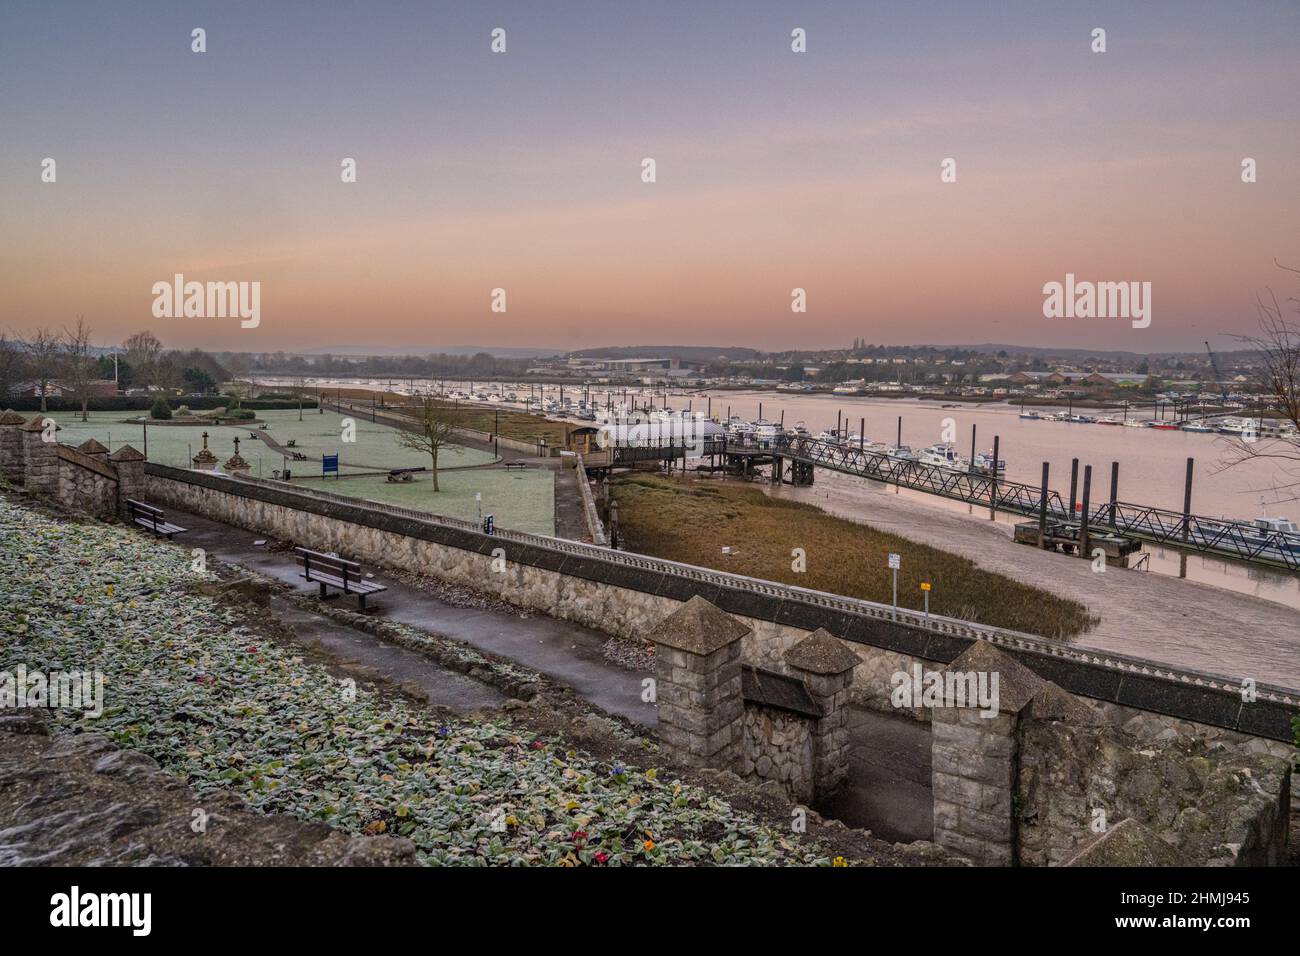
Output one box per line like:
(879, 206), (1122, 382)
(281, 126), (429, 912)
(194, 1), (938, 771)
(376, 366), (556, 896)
(295, 547), (387, 610)
(504, 460), (528, 471)
(126, 499), (189, 538)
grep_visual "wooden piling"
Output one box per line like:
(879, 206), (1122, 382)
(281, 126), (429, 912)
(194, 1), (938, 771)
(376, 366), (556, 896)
(989, 436), (999, 520)
(1038, 462), (1050, 547)
(1109, 461), (1119, 528)
(1080, 465), (1092, 559)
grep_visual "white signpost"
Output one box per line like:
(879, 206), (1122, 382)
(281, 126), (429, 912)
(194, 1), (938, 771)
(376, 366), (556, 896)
(888, 553), (900, 618)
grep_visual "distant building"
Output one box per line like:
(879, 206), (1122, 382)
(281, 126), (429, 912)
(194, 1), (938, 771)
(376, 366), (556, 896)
(10, 379), (118, 398)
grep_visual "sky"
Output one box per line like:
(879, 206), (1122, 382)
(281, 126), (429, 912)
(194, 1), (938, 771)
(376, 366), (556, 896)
(1, 0), (1298, 354)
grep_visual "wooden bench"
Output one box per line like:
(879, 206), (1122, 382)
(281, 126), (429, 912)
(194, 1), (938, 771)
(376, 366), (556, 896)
(295, 547), (387, 610)
(126, 499), (189, 538)
(504, 460), (528, 471)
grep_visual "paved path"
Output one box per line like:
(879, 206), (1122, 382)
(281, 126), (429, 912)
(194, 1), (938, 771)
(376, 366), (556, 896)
(270, 596), (505, 713)
(170, 507), (656, 726)
(770, 470), (1300, 687)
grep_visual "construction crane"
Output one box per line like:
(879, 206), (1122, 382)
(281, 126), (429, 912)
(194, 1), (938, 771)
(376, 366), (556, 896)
(1204, 340), (1228, 403)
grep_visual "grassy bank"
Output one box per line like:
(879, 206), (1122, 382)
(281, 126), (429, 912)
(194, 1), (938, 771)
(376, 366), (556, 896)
(324, 388), (571, 445)
(610, 474), (1097, 640)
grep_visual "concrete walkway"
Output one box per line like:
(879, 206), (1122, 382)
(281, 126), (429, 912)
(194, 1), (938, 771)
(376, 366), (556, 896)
(770, 470), (1300, 688)
(169, 506), (657, 726)
(270, 596), (505, 713)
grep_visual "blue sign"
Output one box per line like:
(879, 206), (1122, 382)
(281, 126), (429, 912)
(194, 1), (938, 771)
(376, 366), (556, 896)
(483, 514), (494, 535)
(322, 454), (339, 479)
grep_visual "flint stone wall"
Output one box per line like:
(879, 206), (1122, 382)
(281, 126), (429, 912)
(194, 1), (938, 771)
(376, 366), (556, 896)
(739, 704), (814, 803)
(1017, 714), (1291, 866)
(54, 446), (118, 519)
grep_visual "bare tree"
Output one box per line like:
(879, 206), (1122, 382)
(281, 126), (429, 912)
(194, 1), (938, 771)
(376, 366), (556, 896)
(1218, 260), (1300, 498)
(0, 333), (29, 404)
(61, 317), (97, 422)
(23, 327), (62, 412)
(123, 330), (174, 390)
(395, 395), (462, 491)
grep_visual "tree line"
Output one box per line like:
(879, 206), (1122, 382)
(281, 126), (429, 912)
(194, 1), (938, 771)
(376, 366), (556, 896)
(0, 328), (231, 420)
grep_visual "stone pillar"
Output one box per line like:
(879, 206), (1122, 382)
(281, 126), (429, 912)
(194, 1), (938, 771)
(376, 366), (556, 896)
(224, 454), (251, 477)
(0, 410), (27, 483)
(783, 629), (861, 801)
(109, 445), (146, 516)
(192, 431), (218, 471)
(76, 438), (110, 462)
(930, 641), (1046, 866)
(20, 415), (58, 495)
(646, 596), (748, 769)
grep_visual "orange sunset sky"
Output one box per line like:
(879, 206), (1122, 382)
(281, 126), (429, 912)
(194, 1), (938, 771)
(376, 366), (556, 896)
(2, 1), (1298, 353)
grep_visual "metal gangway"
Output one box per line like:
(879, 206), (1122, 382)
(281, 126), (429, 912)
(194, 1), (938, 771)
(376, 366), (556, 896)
(723, 435), (1300, 572)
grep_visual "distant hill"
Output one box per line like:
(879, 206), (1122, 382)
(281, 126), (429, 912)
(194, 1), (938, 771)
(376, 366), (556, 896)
(568, 345), (761, 362)
(950, 343), (1254, 360)
(296, 345), (562, 359)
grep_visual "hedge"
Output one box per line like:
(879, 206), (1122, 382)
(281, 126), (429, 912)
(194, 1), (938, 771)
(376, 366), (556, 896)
(3, 396), (318, 413)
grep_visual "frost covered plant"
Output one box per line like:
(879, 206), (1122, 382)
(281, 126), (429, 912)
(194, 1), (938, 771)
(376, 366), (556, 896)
(0, 499), (831, 866)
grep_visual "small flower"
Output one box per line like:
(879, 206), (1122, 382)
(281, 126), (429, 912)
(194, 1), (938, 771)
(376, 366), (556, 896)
(832, 856), (847, 868)
(593, 851), (609, 865)
(643, 839), (655, 852)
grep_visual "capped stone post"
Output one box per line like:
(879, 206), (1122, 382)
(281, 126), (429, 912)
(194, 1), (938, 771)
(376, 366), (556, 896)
(19, 414), (58, 495)
(76, 437), (110, 461)
(930, 640), (1045, 866)
(784, 629), (860, 801)
(109, 445), (146, 517)
(646, 596), (749, 769)
(0, 409), (28, 483)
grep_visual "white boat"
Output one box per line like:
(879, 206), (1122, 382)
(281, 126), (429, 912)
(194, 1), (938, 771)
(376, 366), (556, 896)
(1217, 417), (1253, 436)
(919, 443), (968, 471)
(1121, 419), (1149, 428)
(886, 444), (918, 462)
(973, 450), (1007, 475)
(1181, 422), (1216, 433)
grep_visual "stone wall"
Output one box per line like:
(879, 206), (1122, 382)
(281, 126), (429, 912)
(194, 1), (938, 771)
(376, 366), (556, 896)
(927, 641), (1293, 867)
(134, 463), (1300, 748)
(54, 445), (118, 519)
(1018, 715), (1292, 867)
(573, 454), (608, 546)
(0, 411), (25, 482)
(740, 704), (814, 803)
(0, 412), (146, 521)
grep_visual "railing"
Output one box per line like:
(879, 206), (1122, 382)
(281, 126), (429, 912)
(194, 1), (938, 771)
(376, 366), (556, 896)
(724, 436), (1300, 571)
(145, 462), (1300, 719)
